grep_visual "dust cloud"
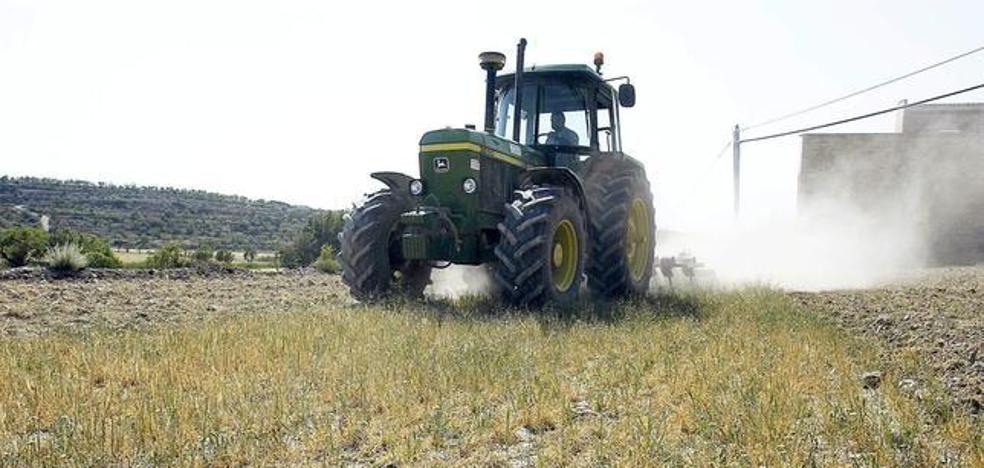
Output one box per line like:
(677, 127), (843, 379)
(673, 125), (982, 291)
(426, 265), (495, 299)
(671, 210), (925, 291)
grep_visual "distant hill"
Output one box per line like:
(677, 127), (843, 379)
(0, 176), (322, 250)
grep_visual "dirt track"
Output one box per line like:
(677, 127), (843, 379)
(792, 267), (983, 413)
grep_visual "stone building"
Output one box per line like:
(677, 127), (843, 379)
(799, 103), (984, 265)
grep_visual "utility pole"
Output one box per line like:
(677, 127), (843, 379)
(732, 124), (741, 217)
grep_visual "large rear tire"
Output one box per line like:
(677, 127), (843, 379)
(339, 190), (431, 300)
(585, 169), (656, 298)
(493, 186), (587, 307)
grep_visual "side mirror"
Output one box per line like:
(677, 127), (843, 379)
(618, 83), (636, 108)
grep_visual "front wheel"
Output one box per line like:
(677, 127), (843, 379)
(339, 190), (431, 300)
(493, 186), (587, 307)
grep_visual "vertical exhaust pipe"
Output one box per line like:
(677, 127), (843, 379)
(512, 38), (527, 143)
(479, 51), (506, 134)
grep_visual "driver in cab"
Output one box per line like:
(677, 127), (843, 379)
(545, 112), (579, 146)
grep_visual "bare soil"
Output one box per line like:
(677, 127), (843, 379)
(0, 268), (347, 337)
(791, 267), (983, 413)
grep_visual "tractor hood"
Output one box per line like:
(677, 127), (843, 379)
(411, 127), (546, 264)
(418, 128), (545, 167)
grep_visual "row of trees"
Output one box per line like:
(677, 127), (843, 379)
(2, 208), (351, 273)
(143, 244), (255, 268)
(0, 225), (262, 271)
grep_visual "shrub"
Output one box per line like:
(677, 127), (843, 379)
(0, 226), (49, 267)
(313, 245), (340, 274)
(45, 243), (88, 272)
(215, 249), (234, 263)
(279, 211), (345, 268)
(192, 245), (214, 264)
(243, 248), (257, 263)
(146, 244), (186, 269)
(47, 228), (122, 268)
(86, 251), (123, 269)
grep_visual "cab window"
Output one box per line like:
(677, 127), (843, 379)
(596, 92), (616, 151)
(535, 84), (589, 147)
(495, 84), (538, 145)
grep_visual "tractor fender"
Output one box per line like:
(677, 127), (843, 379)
(519, 167), (591, 225)
(370, 172), (415, 200)
(581, 153), (648, 182)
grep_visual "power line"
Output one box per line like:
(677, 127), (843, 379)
(713, 140), (733, 159)
(740, 81), (984, 144)
(741, 44), (984, 132)
(682, 139), (732, 200)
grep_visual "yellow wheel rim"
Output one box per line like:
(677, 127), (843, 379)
(551, 219), (578, 292)
(626, 198), (651, 282)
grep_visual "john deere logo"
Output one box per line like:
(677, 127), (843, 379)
(434, 157), (450, 173)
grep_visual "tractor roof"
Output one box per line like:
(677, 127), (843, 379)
(496, 64), (614, 92)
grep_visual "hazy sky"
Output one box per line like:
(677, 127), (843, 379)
(2, 0), (982, 231)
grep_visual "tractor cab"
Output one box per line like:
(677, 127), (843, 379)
(493, 64), (635, 167)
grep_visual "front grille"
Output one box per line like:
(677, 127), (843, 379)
(401, 235), (428, 259)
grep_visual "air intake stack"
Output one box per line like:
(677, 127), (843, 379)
(478, 51), (506, 134)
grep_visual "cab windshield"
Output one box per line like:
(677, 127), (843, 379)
(494, 82), (590, 148)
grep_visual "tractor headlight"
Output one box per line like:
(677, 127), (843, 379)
(409, 179), (424, 196)
(462, 178), (477, 194)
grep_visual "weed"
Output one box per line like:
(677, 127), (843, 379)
(44, 243), (88, 272)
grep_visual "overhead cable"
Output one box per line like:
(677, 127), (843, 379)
(740, 81), (984, 144)
(742, 44), (984, 132)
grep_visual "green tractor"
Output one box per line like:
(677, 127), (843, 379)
(340, 38), (655, 306)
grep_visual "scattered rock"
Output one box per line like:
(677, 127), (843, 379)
(0, 272), (346, 336)
(571, 400), (599, 419)
(964, 397), (981, 414)
(513, 426), (534, 442)
(791, 266), (983, 413)
(898, 378), (918, 393)
(862, 371), (882, 390)
(0, 265), (260, 282)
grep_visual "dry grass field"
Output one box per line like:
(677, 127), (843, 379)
(0, 273), (980, 465)
(112, 249), (152, 266)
